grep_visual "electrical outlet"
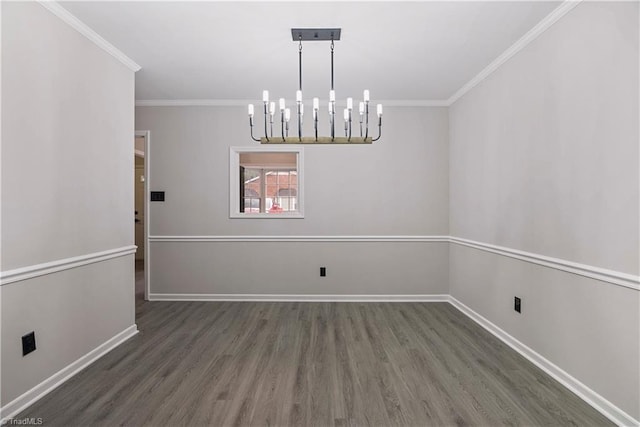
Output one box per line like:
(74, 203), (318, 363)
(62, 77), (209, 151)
(514, 297), (522, 313)
(22, 331), (36, 356)
(320, 267), (326, 277)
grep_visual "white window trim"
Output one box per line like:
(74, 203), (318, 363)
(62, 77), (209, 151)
(229, 146), (304, 219)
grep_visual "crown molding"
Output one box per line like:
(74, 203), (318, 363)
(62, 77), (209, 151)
(375, 100), (449, 107)
(136, 99), (250, 107)
(37, 1), (141, 72)
(447, 0), (582, 105)
(37, 0), (582, 105)
(135, 99), (449, 107)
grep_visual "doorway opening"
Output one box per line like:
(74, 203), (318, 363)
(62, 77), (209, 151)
(134, 131), (150, 303)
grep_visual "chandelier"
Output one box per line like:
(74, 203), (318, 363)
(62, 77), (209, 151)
(248, 28), (382, 144)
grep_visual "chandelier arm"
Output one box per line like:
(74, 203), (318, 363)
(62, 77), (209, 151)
(348, 111), (352, 141)
(372, 117), (382, 142)
(298, 108), (302, 142)
(249, 117), (260, 142)
(314, 115), (318, 141)
(365, 102), (369, 139)
(263, 102), (269, 142)
(281, 113), (285, 139)
(331, 112), (335, 141)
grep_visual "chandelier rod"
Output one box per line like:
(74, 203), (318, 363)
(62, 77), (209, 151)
(330, 39), (334, 92)
(298, 37), (303, 141)
(330, 39), (335, 140)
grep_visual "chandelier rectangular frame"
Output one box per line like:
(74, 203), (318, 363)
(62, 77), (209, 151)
(248, 28), (382, 144)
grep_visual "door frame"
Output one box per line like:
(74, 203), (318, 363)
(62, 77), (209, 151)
(135, 130), (151, 301)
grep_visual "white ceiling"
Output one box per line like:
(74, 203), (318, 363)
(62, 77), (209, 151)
(59, 1), (561, 102)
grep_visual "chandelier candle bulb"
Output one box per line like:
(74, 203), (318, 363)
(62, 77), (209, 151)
(263, 90), (269, 102)
(300, 103), (304, 116)
(285, 108), (291, 122)
(279, 98), (286, 112)
(363, 90), (370, 102)
(377, 104), (383, 117)
(343, 108), (349, 122)
(248, 104), (254, 117)
(359, 102), (365, 116)
(329, 90), (336, 102)
(347, 98), (353, 110)
(313, 97), (319, 111)
(269, 102), (275, 116)
(296, 90), (302, 103)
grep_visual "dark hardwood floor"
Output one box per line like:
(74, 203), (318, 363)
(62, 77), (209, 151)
(17, 266), (611, 426)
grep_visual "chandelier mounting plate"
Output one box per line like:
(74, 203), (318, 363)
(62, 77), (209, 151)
(291, 28), (341, 41)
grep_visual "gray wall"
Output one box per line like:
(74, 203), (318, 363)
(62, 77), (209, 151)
(449, 1), (639, 420)
(136, 106), (450, 296)
(1, 2), (135, 406)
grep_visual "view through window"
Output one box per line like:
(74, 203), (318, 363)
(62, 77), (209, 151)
(230, 147), (303, 218)
(242, 168), (298, 213)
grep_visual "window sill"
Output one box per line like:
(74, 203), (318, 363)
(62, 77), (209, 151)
(230, 212), (304, 219)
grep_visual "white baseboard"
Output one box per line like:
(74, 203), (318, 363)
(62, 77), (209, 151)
(448, 296), (639, 427)
(149, 293), (449, 302)
(0, 325), (138, 421)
